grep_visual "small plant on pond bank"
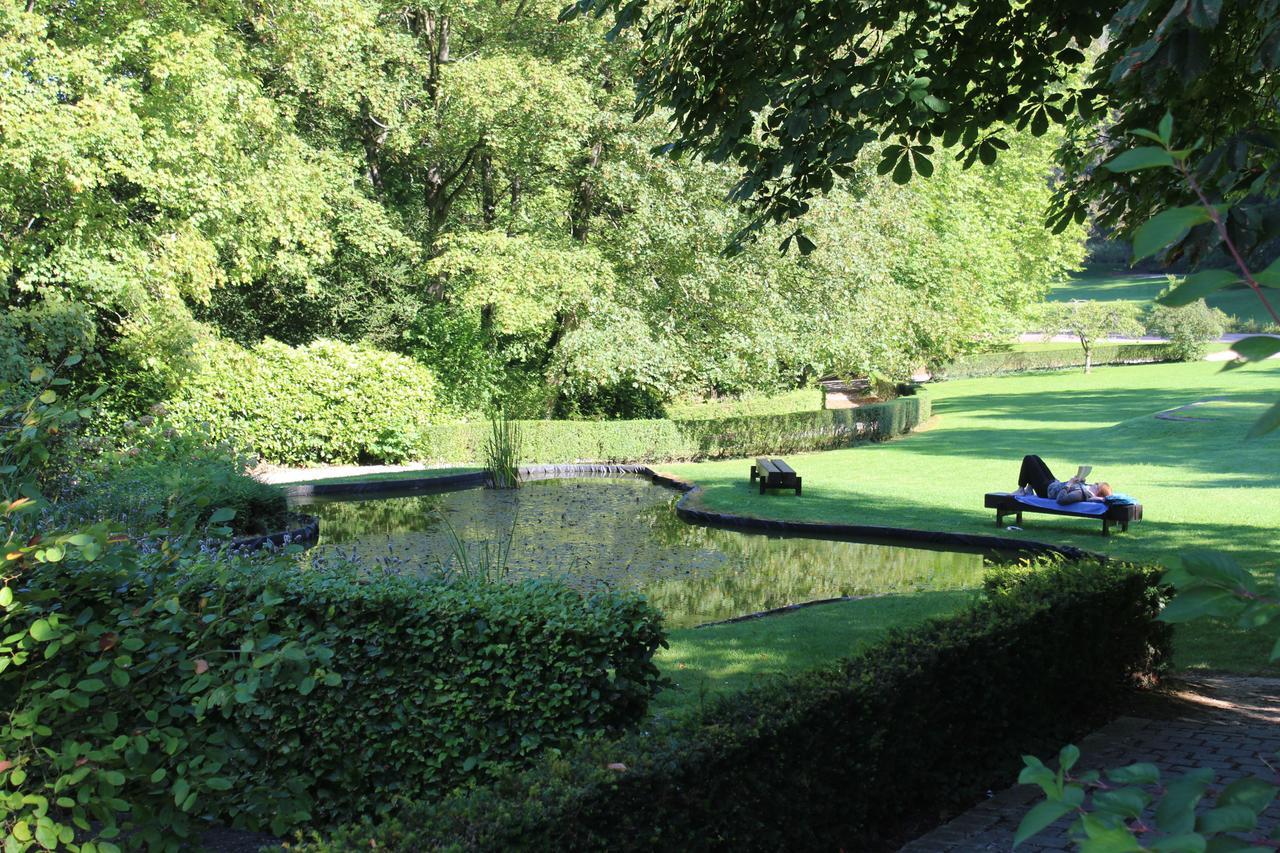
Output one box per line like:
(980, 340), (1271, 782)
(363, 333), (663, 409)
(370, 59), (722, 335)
(484, 409), (522, 489)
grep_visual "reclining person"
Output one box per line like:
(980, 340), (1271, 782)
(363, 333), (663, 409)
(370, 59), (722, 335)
(1015, 454), (1113, 505)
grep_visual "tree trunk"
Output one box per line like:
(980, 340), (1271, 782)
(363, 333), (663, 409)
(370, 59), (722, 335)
(480, 151), (497, 227)
(569, 139), (603, 242)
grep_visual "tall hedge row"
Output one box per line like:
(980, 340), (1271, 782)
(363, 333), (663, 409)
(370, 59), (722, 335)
(933, 343), (1176, 380)
(419, 393), (931, 464)
(307, 562), (1170, 851)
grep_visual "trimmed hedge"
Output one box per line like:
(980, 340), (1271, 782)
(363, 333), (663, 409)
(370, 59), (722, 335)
(306, 561), (1170, 851)
(203, 563), (666, 825)
(419, 392), (930, 464)
(934, 343), (1176, 380)
(2, 548), (665, 843)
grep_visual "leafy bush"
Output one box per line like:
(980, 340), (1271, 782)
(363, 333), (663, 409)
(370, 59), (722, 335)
(1143, 299), (1228, 361)
(58, 408), (287, 536)
(420, 393), (930, 464)
(166, 337), (447, 465)
(304, 562), (1170, 852)
(933, 343), (1176, 380)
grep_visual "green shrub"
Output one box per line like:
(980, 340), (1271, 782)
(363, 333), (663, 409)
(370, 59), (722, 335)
(933, 343), (1176, 380)
(166, 337), (447, 465)
(60, 410), (287, 536)
(1143, 299), (1228, 361)
(304, 562), (1170, 852)
(420, 393), (930, 464)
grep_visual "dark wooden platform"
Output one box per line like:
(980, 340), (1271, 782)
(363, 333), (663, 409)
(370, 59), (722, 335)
(751, 458), (802, 495)
(984, 492), (1142, 536)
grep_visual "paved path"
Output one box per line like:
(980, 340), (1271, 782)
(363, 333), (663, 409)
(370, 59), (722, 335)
(900, 676), (1280, 852)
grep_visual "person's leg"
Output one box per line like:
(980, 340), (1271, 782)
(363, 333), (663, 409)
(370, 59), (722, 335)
(1017, 455), (1056, 497)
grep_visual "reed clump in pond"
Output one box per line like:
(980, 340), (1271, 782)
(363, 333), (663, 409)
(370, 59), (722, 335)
(484, 410), (522, 489)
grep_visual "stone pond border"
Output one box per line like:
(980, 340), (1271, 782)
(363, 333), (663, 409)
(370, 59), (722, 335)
(281, 462), (1095, 563)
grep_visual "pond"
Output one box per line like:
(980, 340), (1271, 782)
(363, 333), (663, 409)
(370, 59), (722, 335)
(292, 476), (988, 629)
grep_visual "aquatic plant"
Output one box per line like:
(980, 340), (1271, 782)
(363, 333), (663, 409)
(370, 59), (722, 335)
(484, 409), (522, 489)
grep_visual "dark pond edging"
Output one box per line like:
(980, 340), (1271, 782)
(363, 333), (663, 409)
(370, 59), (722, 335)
(228, 513), (320, 551)
(280, 463), (1099, 563)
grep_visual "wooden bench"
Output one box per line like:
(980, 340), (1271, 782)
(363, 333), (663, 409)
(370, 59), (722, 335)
(984, 492), (1143, 536)
(750, 458), (802, 495)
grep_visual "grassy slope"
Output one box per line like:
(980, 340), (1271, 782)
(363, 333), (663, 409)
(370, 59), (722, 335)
(1049, 272), (1278, 328)
(652, 591), (972, 715)
(663, 360), (1280, 673)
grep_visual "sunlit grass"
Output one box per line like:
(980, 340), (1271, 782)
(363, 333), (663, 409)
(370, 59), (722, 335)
(663, 360), (1280, 673)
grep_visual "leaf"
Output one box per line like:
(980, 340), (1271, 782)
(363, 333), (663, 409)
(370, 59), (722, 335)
(29, 619), (55, 641)
(1093, 787), (1150, 818)
(1158, 112), (1174, 145)
(1229, 336), (1280, 362)
(1196, 804), (1257, 833)
(1156, 269), (1239, 306)
(1133, 206), (1212, 262)
(1246, 399), (1280, 439)
(38, 390), (57, 404)
(1106, 763), (1160, 785)
(1159, 587), (1240, 623)
(892, 154), (912, 185)
(1149, 835), (1205, 853)
(1253, 256), (1280, 289)
(208, 507), (236, 524)
(1217, 776), (1278, 814)
(1157, 769), (1214, 834)
(1013, 799), (1076, 848)
(922, 94), (949, 113)
(1105, 147), (1175, 173)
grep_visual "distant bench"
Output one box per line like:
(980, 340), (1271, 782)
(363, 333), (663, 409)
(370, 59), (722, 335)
(751, 458), (802, 495)
(984, 492), (1143, 537)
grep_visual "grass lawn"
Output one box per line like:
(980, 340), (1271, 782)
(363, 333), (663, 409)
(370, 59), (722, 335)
(1048, 271), (1279, 329)
(662, 360), (1280, 673)
(651, 590), (973, 716)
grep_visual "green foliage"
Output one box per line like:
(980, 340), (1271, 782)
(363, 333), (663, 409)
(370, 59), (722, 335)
(565, 0), (1280, 266)
(57, 411), (287, 537)
(1144, 300), (1228, 361)
(420, 394), (930, 464)
(1, 0), (1087, 423)
(301, 561), (1169, 851)
(165, 337), (446, 465)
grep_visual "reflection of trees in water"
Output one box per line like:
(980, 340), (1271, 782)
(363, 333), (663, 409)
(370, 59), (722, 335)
(642, 535), (985, 628)
(296, 478), (985, 628)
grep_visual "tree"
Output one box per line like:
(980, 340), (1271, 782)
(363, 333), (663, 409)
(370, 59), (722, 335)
(1035, 301), (1144, 373)
(563, 0), (1280, 257)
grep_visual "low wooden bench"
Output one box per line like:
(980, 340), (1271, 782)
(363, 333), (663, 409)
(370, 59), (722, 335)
(750, 458), (802, 495)
(984, 492), (1143, 536)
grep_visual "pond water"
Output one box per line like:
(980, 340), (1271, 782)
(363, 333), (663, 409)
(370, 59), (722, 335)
(292, 477), (987, 629)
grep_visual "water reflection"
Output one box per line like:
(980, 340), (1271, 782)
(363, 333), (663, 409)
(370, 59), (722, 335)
(293, 478), (986, 629)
